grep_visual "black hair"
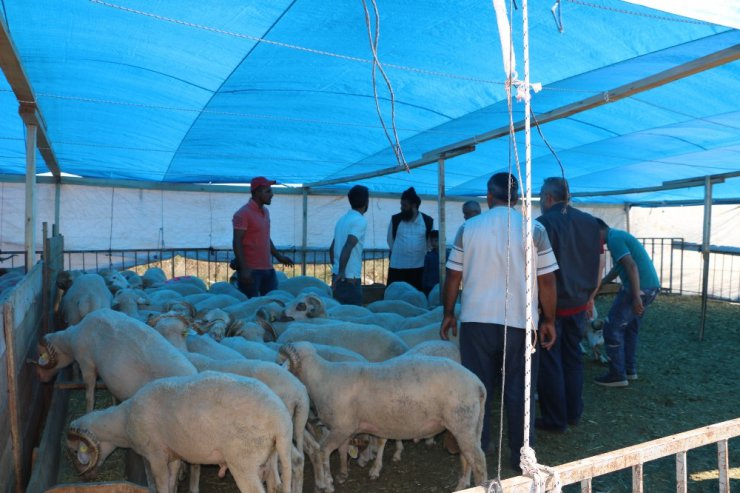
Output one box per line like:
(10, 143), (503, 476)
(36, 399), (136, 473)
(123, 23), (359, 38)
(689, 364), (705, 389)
(541, 177), (569, 202)
(348, 185), (369, 210)
(401, 187), (421, 207)
(487, 173), (518, 204)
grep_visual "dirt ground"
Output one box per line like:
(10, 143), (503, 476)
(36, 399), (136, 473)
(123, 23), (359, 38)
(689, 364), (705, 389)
(55, 294), (739, 492)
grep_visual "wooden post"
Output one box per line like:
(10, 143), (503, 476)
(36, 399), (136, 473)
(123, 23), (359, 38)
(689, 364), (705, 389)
(24, 122), (37, 272)
(676, 451), (687, 493)
(437, 158), (446, 305)
(718, 439), (729, 493)
(301, 187), (308, 276)
(699, 176), (712, 341)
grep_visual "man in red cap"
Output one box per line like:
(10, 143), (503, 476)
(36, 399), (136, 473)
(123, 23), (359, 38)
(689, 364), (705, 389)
(232, 176), (293, 298)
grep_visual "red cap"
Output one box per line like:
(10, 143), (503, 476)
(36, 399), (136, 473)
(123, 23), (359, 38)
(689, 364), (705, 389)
(250, 176), (276, 189)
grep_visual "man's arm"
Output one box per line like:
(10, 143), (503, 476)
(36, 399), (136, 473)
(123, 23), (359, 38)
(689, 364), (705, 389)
(602, 263), (620, 285)
(387, 220), (394, 250)
(270, 240), (294, 267)
(440, 268), (462, 340)
(233, 228), (251, 284)
(537, 271), (557, 350)
(336, 235), (359, 280)
(328, 239), (335, 267)
(587, 252), (606, 318)
(619, 254), (644, 316)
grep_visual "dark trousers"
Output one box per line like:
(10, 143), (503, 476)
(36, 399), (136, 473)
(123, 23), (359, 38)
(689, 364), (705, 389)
(237, 268), (278, 298)
(387, 266), (424, 292)
(332, 278), (363, 305)
(537, 311), (588, 429)
(459, 322), (537, 466)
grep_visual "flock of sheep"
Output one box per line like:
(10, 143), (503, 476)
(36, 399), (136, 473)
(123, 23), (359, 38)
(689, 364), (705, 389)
(31, 267), (488, 493)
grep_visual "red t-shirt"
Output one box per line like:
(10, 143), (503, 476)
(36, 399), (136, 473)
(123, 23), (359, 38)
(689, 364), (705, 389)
(232, 199), (272, 269)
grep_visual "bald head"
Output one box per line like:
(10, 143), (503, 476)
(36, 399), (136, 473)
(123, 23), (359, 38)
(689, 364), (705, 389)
(462, 201), (481, 220)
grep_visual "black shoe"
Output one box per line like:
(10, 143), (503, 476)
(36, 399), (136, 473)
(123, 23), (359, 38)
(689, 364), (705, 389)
(594, 373), (628, 387)
(535, 418), (566, 433)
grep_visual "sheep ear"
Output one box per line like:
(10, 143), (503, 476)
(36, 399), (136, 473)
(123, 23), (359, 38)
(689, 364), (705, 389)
(306, 295), (325, 318)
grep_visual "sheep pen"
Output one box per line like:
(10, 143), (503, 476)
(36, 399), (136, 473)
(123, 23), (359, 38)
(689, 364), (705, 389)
(48, 293), (738, 493)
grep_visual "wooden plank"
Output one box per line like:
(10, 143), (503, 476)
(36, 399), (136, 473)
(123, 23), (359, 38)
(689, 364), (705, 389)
(580, 478), (592, 493)
(26, 370), (71, 493)
(676, 451), (687, 493)
(718, 439), (729, 493)
(3, 301), (23, 493)
(454, 417), (740, 492)
(632, 463), (643, 493)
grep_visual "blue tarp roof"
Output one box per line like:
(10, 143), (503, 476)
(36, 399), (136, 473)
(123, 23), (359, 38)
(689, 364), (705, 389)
(0, 1), (738, 203)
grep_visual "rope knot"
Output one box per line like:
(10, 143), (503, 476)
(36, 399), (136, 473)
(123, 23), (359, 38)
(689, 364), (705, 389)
(520, 446), (563, 493)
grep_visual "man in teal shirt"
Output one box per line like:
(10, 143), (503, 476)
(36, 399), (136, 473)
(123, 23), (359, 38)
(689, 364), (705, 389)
(595, 219), (660, 387)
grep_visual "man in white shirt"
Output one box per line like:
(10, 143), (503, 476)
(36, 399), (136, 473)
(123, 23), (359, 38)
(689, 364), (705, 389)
(329, 185), (369, 305)
(440, 172), (558, 471)
(387, 187), (433, 292)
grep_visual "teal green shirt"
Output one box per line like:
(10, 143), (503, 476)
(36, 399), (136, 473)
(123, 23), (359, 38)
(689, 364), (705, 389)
(606, 229), (660, 290)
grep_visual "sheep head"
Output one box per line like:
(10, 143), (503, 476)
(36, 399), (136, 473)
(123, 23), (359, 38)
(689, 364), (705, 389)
(284, 293), (326, 320)
(255, 319), (278, 342)
(278, 343), (302, 375)
(66, 427), (101, 476)
(29, 337), (60, 383)
(256, 301), (288, 323)
(164, 300), (196, 319)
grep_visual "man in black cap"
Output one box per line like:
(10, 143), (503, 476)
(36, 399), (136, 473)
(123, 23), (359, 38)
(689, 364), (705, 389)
(387, 187), (433, 292)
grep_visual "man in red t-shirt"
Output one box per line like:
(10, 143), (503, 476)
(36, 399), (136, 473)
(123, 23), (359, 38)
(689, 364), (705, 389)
(232, 177), (293, 297)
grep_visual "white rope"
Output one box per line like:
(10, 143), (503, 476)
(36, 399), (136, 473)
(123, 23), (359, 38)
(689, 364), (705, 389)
(520, 446), (563, 493)
(360, 0), (409, 171)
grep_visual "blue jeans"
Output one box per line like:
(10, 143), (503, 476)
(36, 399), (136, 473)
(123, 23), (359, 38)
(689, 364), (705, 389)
(459, 322), (537, 466)
(237, 269), (278, 298)
(332, 277), (363, 305)
(537, 311), (588, 428)
(603, 287), (659, 378)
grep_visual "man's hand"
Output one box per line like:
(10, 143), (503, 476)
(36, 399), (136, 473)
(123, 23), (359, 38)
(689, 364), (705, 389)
(539, 318), (556, 350)
(585, 298), (595, 320)
(440, 313), (458, 340)
(277, 254), (294, 267)
(632, 294), (644, 316)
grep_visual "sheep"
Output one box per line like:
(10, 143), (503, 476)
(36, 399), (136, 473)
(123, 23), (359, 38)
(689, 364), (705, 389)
(366, 299), (428, 318)
(120, 270), (144, 289)
(59, 273), (113, 327)
(209, 281), (248, 301)
(397, 305), (445, 331)
(182, 293), (213, 306)
(283, 293), (327, 320)
(224, 296), (287, 321)
(278, 342), (486, 491)
(221, 337), (279, 362)
(326, 304), (372, 320)
(427, 283), (441, 309)
(383, 281), (427, 309)
(160, 279), (206, 297)
(148, 312), (192, 351)
(111, 288), (157, 321)
(98, 268), (130, 294)
(277, 322), (408, 362)
(193, 307), (245, 341)
(142, 288), (184, 311)
(142, 267), (167, 288)
(397, 322), (459, 348)
(278, 276), (332, 298)
(229, 320), (272, 342)
(32, 308), (196, 412)
(66, 371), (293, 493)
(266, 342), (367, 363)
(185, 353), (309, 493)
(194, 293), (241, 313)
(186, 333), (246, 361)
(340, 312), (406, 332)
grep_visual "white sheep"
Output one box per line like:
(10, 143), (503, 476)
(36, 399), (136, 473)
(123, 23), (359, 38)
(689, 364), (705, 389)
(326, 304), (372, 319)
(142, 267), (167, 288)
(209, 281), (248, 301)
(186, 333), (245, 361)
(282, 293), (328, 321)
(266, 342), (367, 363)
(185, 353), (309, 493)
(397, 305), (445, 331)
(98, 268), (131, 294)
(193, 293), (241, 313)
(366, 299), (428, 318)
(279, 342), (486, 491)
(59, 273), (113, 326)
(277, 322), (408, 362)
(427, 283), (441, 309)
(32, 308), (196, 412)
(111, 288), (157, 321)
(383, 281), (428, 309)
(66, 371), (293, 493)
(278, 276), (332, 298)
(397, 322), (459, 348)
(120, 270), (144, 289)
(221, 337), (279, 362)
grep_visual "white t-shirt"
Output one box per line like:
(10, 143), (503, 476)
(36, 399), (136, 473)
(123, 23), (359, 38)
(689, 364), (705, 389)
(387, 212), (428, 269)
(332, 209), (367, 278)
(446, 206), (558, 328)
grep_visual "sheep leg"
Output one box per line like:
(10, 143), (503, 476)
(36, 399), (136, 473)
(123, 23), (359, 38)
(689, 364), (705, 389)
(81, 366), (97, 412)
(336, 439), (351, 483)
(230, 466), (267, 493)
(302, 428), (326, 492)
(368, 438), (388, 480)
(319, 429), (351, 493)
(167, 460), (181, 493)
(290, 445), (304, 493)
(146, 455), (173, 493)
(356, 437), (375, 467)
(392, 440), (404, 462)
(452, 433), (486, 490)
(188, 463), (201, 493)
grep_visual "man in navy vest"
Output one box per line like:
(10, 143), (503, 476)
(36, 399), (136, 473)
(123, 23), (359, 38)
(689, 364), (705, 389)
(387, 187), (433, 292)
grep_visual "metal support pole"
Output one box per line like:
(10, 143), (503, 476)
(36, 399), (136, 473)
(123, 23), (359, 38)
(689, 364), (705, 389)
(24, 123), (37, 272)
(54, 180), (61, 235)
(624, 204), (631, 233)
(437, 158), (446, 305)
(301, 187), (308, 276)
(699, 176), (712, 341)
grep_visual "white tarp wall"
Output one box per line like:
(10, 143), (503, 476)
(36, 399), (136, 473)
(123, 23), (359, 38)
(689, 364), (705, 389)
(0, 182), (737, 299)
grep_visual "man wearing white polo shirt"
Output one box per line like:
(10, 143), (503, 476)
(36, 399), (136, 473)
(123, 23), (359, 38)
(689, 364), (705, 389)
(440, 172), (558, 471)
(329, 185), (370, 305)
